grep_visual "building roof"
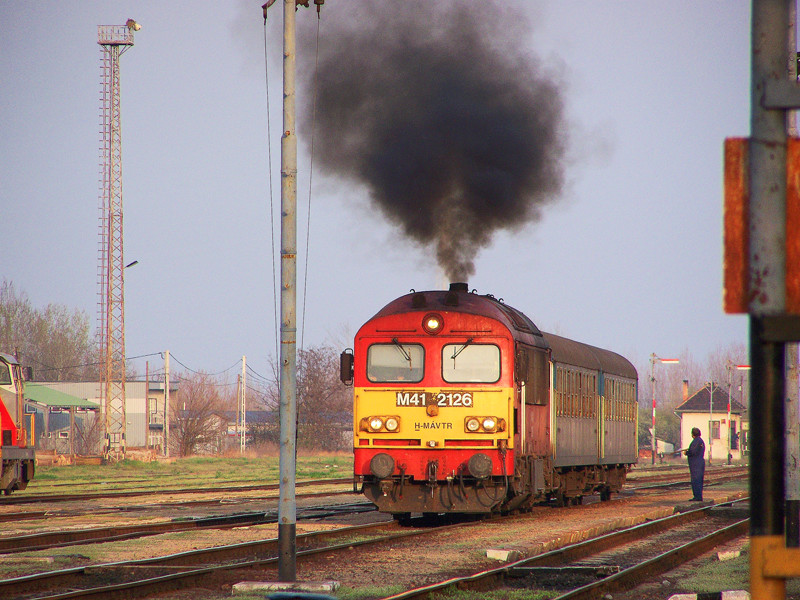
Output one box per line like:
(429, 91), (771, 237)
(24, 383), (100, 409)
(215, 410), (275, 424)
(674, 382), (746, 414)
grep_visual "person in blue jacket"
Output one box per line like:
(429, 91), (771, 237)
(684, 427), (706, 501)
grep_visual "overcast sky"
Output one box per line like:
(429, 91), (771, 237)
(1, 2), (752, 383)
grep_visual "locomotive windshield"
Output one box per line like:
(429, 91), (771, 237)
(367, 343), (424, 383)
(442, 344), (500, 383)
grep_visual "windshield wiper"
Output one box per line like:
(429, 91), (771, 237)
(392, 338), (411, 363)
(450, 337), (474, 360)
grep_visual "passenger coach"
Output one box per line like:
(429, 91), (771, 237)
(341, 283), (638, 517)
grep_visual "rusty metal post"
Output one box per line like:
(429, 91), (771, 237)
(785, 0), (800, 550)
(749, 0), (790, 597)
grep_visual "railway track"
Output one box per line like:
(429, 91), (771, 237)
(1, 467), (748, 557)
(626, 465), (748, 487)
(0, 485), (356, 526)
(0, 514), (454, 599)
(626, 466), (748, 493)
(0, 500), (377, 554)
(0, 477), (352, 505)
(381, 499), (749, 600)
(1, 495), (748, 600)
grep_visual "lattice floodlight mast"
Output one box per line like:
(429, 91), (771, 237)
(97, 20), (139, 461)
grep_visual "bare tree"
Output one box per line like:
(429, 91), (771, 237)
(74, 411), (104, 455)
(635, 341), (749, 448)
(170, 371), (229, 456)
(297, 345), (352, 451)
(0, 279), (97, 380)
(257, 344), (352, 451)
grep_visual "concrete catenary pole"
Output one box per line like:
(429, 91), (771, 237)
(278, 0), (298, 582)
(241, 355), (247, 454)
(164, 350), (170, 458)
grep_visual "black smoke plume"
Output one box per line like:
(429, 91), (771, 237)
(301, 2), (567, 282)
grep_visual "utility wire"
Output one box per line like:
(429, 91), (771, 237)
(168, 353), (243, 377)
(263, 7), (280, 366)
(18, 351), (162, 375)
(246, 363), (273, 384)
(299, 11), (322, 352)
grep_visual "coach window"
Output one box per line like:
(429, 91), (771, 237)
(367, 343), (424, 383)
(442, 344), (500, 383)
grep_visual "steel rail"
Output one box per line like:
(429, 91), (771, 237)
(550, 519), (749, 599)
(379, 499), (749, 600)
(0, 500), (375, 554)
(626, 465), (748, 485)
(0, 477), (352, 505)
(1, 515), (467, 599)
(0, 486), (352, 523)
(5, 492), (748, 599)
(628, 470), (749, 493)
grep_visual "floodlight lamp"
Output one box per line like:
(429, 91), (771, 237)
(126, 19), (141, 31)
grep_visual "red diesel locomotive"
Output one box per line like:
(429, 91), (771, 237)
(341, 283), (638, 518)
(0, 353), (35, 495)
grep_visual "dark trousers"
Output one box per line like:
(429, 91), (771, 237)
(690, 468), (704, 500)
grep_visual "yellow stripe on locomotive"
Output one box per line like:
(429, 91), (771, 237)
(354, 387), (513, 450)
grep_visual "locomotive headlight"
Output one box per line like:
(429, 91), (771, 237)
(369, 417), (384, 431)
(482, 417), (497, 432)
(466, 417), (481, 432)
(422, 313), (444, 335)
(384, 416), (400, 432)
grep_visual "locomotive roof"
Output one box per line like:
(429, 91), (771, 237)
(368, 287), (547, 349)
(368, 287), (637, 379)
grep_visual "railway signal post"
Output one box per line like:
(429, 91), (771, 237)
(649, 354), (679, 466)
